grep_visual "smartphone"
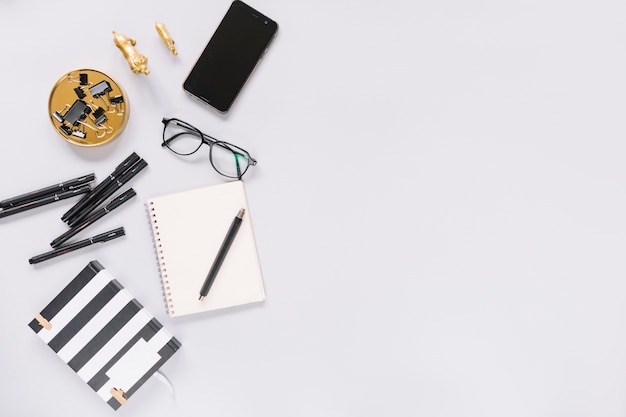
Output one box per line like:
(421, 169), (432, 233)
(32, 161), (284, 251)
(183, 0), (278, 113)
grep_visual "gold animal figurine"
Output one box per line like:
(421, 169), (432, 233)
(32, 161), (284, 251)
(156, 22), (178, 55)
(112, 31), (150, 75)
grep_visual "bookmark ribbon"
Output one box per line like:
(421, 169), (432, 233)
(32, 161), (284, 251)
(153, 371), (176, 398)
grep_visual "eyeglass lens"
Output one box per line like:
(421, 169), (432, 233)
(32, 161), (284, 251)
(163, 120), (204, 155)
(210, 144), (250, 178)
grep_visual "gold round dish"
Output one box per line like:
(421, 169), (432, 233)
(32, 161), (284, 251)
(48, 69), (129, 147)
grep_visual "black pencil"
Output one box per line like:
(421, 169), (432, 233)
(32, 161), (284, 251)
(199, 208), (245, 301)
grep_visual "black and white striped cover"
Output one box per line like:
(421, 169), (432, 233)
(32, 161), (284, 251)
(28, 260), (181, 410)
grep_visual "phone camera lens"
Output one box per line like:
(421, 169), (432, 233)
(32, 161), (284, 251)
(264, 20), (268, 25)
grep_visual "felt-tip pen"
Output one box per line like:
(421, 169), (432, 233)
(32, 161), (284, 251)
(0, 185), (92, 219)
(62, 152), (140, 223)
(29, 227), (126, 264)
(0, 173), (95, 208)
(50, 188), (136, 248)
(68, 159), (147, 227)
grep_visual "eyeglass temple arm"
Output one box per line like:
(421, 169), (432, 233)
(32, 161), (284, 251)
(161, 132), (187, 147)
(201, 132), (220, 144)
(234, 153), (243, 178)
(232, 152), (257, 178)
(213, 139), (257, 164)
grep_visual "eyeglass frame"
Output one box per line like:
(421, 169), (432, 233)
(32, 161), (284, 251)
(161, 117), (257, 179)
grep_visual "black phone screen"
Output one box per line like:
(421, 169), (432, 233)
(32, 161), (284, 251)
(183, 1), (278, 113)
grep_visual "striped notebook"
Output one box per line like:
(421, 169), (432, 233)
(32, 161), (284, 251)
(28, 261), (181, 410)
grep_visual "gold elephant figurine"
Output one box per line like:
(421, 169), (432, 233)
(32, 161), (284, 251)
(112, 31), (150, 75)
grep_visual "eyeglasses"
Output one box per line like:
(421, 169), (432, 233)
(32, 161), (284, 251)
(161, 117), (257, 179)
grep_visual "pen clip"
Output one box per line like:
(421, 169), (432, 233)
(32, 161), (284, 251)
(93, 227), (126, 243)
(106, 188), (137, 211)
(114, 152), (140, 174)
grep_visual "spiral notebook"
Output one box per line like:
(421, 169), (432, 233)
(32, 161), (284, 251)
(28, 261), (181, 410)
(146, 180), (265, 317)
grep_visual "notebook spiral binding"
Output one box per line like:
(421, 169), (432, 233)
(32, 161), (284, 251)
(147, 201), (175, 316)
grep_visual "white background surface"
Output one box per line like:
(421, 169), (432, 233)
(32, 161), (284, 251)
(1, 0), (626, 415)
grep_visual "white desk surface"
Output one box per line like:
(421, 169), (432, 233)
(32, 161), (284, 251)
(2, 0), (626, 415)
